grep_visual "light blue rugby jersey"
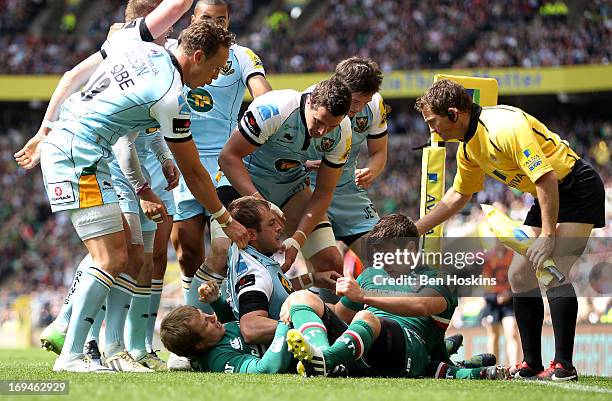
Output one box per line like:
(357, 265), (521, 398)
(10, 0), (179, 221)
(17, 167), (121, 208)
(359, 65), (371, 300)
(226, 244), (294, 320)
(307, 88), (388, 192)
(184, 44), (265, 156)
(54, 18), (192, 150)
(236, 89), (352, 185)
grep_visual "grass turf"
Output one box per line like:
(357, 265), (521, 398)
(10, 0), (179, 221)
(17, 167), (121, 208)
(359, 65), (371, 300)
(0, 349), (610, 401)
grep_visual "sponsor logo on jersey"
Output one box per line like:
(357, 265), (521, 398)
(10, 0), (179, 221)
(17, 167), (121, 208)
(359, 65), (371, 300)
(146, 127), (159, 134)
(274, 158), (301, 172)
(235, 273), (256, 293)
(354, 116), (369, 133)
(219, 60), (235, 76)
(428, 173), (438, 183)
(341, 135), (352, 161)
(187, 88), (214, 113)
(236, 259), (248, 275)
(172, 118), (191, 134)
(178, 95), (191, 115)
(246, 49), (263, 68)
(379, 100), (389, 128)
(508, 173), (526, 188)
(243, 111), (262, 137)
(49, 181), (76, 205)
(320, 137), (336, 152)
(277, 272), (294, 294)
(256, 104), (280, 121)
(520, 145), (544, 172)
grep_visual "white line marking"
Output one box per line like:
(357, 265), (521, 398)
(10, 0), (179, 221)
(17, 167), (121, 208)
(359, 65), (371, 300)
(527, 380), (612, 394)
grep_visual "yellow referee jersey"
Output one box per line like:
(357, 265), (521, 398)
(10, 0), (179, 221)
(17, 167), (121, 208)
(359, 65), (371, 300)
(453, 105), (579, 196)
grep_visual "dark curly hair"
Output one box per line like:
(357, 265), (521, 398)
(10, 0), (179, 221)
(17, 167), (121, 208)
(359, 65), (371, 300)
(310, 77), (351, 117)
(415, 79), (472, 115)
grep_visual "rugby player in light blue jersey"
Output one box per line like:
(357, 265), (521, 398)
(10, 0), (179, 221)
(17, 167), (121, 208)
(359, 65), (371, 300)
(305, 58), (387, 255)
(26, 0), (186, 372)
(170, 0), (273, 306)
(35, 2), (249, 372)
(219, 78), (352, 282)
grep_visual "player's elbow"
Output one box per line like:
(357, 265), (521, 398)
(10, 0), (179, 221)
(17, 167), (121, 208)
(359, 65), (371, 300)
(240, 324), (260, 344)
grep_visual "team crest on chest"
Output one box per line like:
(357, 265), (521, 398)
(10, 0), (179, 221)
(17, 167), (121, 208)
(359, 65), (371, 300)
(230, 337), (242, 350)
(320, 137), (336, 152)
(354, 116), (369, 133)
(219, 60), (235, 76)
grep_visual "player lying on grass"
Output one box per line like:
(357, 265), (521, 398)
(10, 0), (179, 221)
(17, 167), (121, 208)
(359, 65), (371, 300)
(160, 305), (294, 373)
(282, 214), (509, 379)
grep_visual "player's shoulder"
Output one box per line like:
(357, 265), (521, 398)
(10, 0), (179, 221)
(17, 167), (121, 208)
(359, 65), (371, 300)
(232, 44), (264, 66)
(164, 38), (179, 51)
(480, 105), (530, 138)
(252, 89), (301, 116)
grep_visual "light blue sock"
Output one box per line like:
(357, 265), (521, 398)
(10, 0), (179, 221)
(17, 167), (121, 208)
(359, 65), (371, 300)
(55, 254), (94, 331)
(60, 267), (113, 359)
(104, 273), (135, 357)
(146, 279), (163, 352)
(85, 304), (105, 343)
(181, 274), (192, 304)
(125, 286), (151, 361)
(186, 265), (225, 313)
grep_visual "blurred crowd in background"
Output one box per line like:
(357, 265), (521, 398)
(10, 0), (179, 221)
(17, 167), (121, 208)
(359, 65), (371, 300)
(0, 0), (610, 335)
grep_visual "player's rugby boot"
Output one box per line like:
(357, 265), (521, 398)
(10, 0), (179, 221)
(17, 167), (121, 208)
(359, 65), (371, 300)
(287, 329), (328, 377)
(40, 323), (66, 355)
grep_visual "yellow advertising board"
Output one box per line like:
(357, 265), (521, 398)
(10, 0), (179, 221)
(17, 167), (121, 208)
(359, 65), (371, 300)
(0, 64), (610, 101)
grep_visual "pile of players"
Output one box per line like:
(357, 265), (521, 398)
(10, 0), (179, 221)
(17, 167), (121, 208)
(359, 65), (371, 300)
(15, 0), (603, 381)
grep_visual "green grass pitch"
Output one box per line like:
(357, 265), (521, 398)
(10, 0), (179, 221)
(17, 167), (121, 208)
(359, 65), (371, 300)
(0, 349), (610, 401)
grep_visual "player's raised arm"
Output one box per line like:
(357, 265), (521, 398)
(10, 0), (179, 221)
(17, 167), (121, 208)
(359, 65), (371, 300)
(14, 53), (101, 169)
(145, 0), (193, 40)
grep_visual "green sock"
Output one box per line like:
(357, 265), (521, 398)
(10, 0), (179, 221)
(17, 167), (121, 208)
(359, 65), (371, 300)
(289, 304), (329, 350)
(430, 362), (482, 379)
(323, 320), (373, 368)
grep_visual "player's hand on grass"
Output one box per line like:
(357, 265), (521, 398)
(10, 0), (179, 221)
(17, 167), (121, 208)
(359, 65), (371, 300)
(526, 234), (555, 269)
(198, 281), (220, 304)
(139, 188), (168, 223)
(162, 159), (180, 191)
(335, 266), (365, 302)
(313, 271), (342, 289)
(222, 219), (249, 249)
(14, 132), (46, 170)
(355, 168), (374, 188)
(304, 160), (321, 171)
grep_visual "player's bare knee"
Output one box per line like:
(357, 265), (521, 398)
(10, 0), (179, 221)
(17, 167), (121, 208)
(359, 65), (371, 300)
(354, 310), (381, 337)
(507, 254), (537, 291)
(286, 290), (323, 312)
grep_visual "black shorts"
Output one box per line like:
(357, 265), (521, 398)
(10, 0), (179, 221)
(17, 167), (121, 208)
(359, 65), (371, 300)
(362, 317), (406, 376)
(524, 159), (605, 228)
(321, 304), (348, 344)
(481, 295), (514, 323)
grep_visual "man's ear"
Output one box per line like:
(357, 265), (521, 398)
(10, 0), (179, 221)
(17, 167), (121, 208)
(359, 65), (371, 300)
(193, 49), (205, 65)
(190, 14), (196, 24)
(247, 228), (258, 242)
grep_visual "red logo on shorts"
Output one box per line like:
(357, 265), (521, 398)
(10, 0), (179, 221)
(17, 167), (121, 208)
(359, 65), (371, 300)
(54, 187), (63, 196)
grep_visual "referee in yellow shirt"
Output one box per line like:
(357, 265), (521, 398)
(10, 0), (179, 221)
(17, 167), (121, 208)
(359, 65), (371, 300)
(414, 79), (605, 381)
